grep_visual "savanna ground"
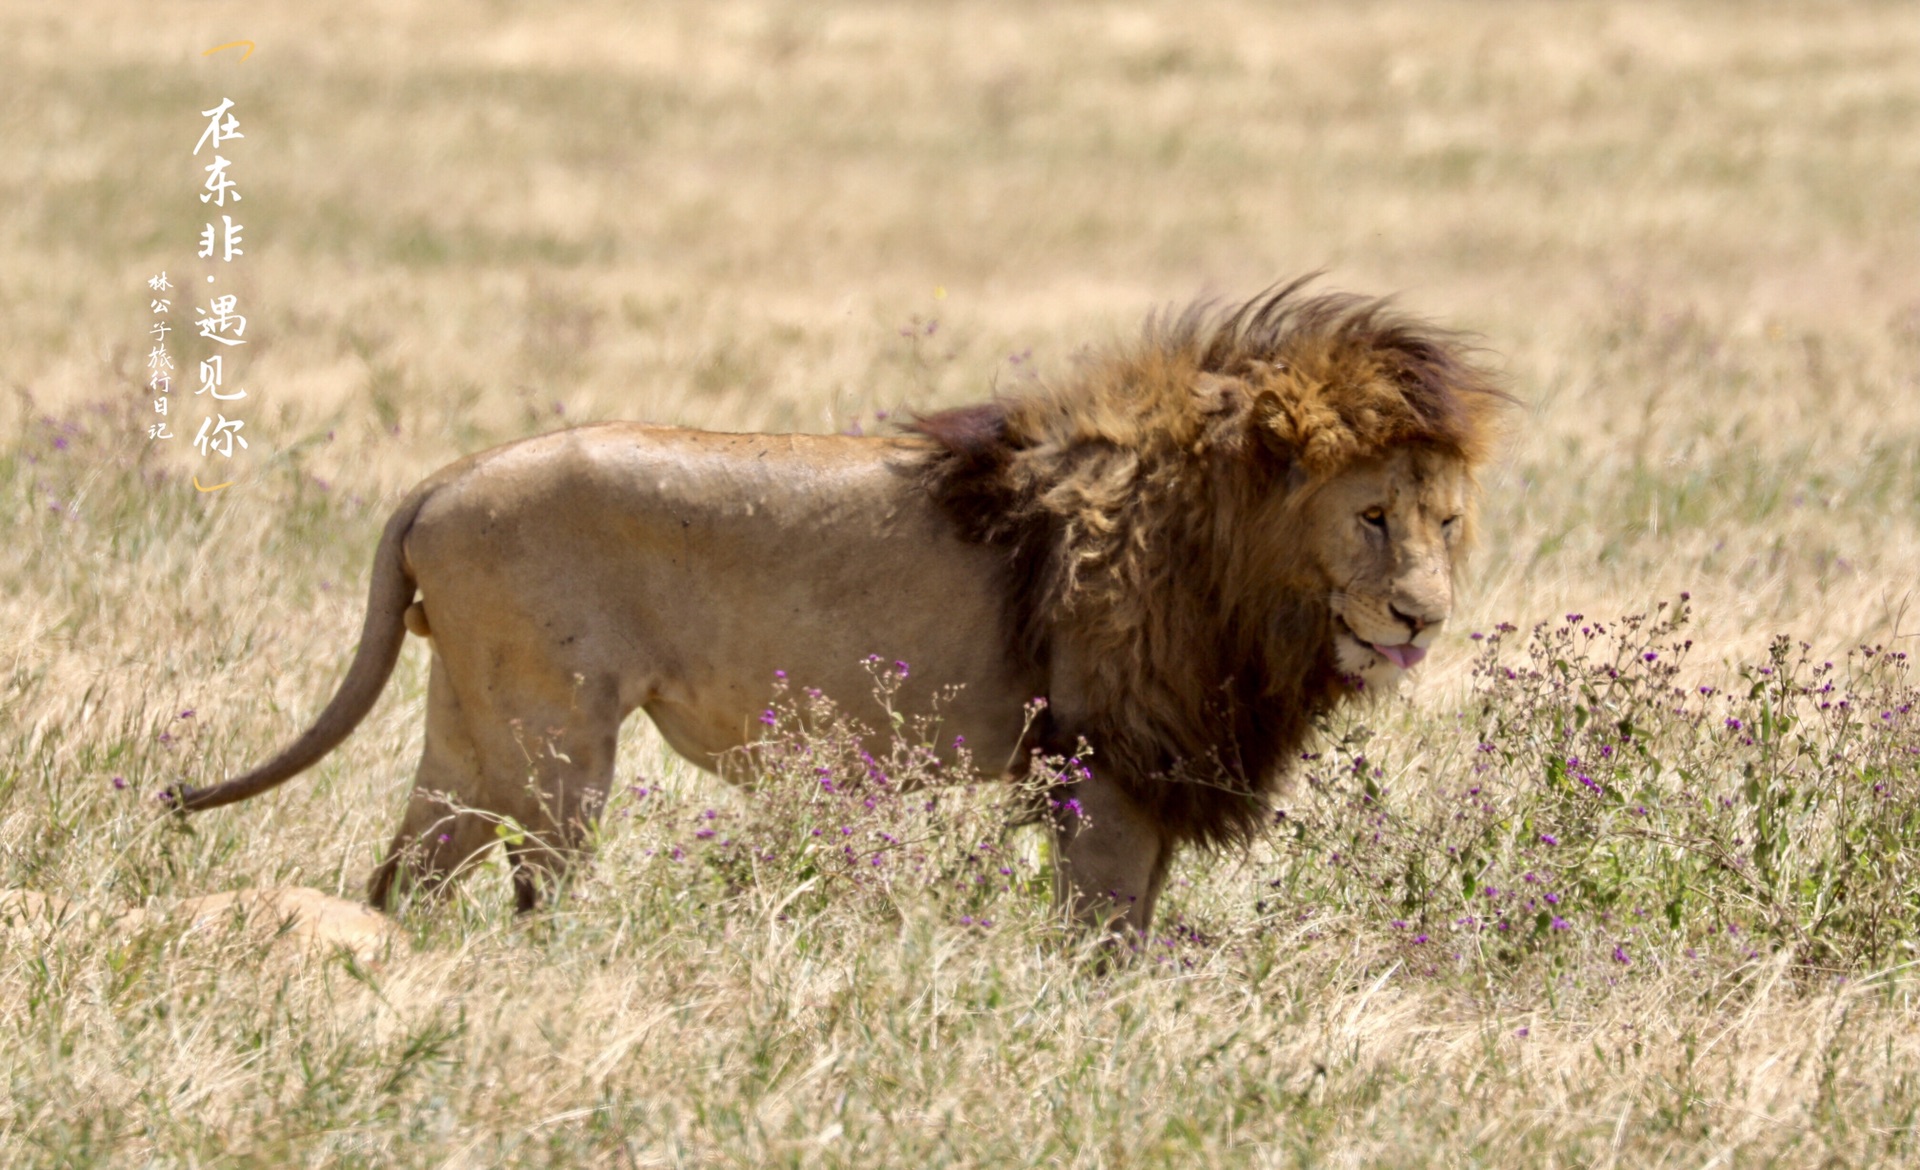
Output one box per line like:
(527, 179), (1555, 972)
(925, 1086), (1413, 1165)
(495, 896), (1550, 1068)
(6, 0), (1920, 1164)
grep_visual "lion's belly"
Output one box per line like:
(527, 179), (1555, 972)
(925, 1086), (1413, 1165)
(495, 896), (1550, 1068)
(641, 694), (752, 769)
(404, 424), (1036, 781)
(634, 512), (1035, 779)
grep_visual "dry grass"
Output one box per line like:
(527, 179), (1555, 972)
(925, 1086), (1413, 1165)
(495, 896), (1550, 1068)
(7, 0), (1920, 1164)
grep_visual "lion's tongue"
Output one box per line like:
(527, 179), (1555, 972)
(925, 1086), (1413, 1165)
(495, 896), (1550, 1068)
(1373, 643), (1427, 670)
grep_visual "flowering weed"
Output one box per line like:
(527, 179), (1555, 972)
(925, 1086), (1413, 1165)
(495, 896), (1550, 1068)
(1275, 598), (1920, 982)
(619, 661), (1063, 930)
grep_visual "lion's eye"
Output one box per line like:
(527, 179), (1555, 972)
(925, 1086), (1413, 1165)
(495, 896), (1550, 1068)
(1361, 506), (1387, 530)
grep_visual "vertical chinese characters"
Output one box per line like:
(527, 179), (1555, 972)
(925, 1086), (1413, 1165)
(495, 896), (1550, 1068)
(146, 271), (174, 438)
(151, 96), (255, 463)
(192, 97), (249, 460)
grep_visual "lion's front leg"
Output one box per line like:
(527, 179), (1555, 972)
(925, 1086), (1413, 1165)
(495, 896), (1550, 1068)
(1048, 772), (1175, 937)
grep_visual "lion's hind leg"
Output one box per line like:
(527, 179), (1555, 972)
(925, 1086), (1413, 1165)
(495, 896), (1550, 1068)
(367, 789), (499, 911)
(368, 656), (502, 910)
(484, 690), (622, 914)
(371, 641), (624, 913)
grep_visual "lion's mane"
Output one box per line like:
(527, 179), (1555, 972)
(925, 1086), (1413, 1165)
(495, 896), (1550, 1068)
(910, 278), (1510, 846)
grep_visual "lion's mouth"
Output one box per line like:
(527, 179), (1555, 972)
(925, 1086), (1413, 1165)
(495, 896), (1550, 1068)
(1333, 616), (1429, 672)
(1370, 641), (1427, 670)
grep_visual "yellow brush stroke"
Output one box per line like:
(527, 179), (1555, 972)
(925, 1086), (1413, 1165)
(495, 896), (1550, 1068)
(193, 475), (236, 493)
(202, 41), (256, 61)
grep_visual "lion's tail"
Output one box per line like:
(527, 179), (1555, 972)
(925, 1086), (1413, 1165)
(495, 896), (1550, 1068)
(171, 481), (435, 813)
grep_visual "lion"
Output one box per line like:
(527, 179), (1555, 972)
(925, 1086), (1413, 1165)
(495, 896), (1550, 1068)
(1, 887), (405, 963)
(174, 279), (1508, 934)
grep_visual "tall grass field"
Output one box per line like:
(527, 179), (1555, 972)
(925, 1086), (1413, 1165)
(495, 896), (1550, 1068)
(6, 1), (1920, 1164)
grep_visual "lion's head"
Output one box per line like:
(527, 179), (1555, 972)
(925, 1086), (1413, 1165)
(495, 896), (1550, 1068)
(1301, 445), (1471, 686)
(913, 278), (1510, 846)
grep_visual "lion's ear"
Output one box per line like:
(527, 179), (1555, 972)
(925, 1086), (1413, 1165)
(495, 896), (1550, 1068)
(1198, 373), (1320, 486)
(1241, 389), (1306, 474)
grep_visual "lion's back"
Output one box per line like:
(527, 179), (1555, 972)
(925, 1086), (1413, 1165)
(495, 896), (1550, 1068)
(400, 423), (1035, 771)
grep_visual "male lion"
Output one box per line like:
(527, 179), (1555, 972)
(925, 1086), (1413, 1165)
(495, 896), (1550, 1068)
(175, 280), (1507, 934)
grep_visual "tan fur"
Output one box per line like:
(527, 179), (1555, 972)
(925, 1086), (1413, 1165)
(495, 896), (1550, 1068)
(174, 280), (1507, 935)
(176, 427), (1038, 915)
(1, 887), (406, 962)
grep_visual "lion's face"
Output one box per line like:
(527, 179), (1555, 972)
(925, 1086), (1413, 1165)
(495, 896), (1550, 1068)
(1300, 446), (1471, 686)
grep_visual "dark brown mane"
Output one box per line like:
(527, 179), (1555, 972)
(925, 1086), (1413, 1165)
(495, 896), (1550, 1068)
(908, 279), (1510, 846)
